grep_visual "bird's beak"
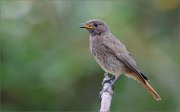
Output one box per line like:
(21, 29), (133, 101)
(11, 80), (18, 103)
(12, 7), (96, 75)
(80, 23), (93, 29)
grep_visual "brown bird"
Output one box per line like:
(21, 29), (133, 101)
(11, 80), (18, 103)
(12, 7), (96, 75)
(80, 19), (161, 101)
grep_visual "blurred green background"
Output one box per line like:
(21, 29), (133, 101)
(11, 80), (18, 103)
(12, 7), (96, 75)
(1, 0), (180, 111)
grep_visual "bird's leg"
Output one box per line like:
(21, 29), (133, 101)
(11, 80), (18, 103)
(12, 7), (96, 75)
(104, 72), (108, 77)
(102, 73), (115, 84)
(104, 76), (116, 89)
(101, 73), (110, 85)
(110, 76), (118, 86)
(99, 73), (115, 101)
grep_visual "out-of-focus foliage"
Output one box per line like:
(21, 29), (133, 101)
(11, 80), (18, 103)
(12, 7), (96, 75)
(1, 0), (180, 111)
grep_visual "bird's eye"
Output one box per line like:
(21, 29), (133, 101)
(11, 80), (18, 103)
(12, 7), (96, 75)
(94, 23), (98, 27)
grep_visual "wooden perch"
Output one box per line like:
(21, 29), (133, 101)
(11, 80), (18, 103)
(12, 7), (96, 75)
(100, 74), (114, 112)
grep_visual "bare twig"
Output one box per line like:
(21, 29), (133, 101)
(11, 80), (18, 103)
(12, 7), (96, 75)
(100, 74), (114, 112)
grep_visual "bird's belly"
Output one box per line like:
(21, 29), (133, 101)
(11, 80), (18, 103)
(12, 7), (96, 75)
(94, 52), (124, 76)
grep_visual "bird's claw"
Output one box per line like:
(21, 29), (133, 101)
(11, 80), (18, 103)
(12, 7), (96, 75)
(102, 79), (115, 89)
(99, 78), (115, 101)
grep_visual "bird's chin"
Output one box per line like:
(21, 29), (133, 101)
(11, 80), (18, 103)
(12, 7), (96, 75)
(87, 29), (93, 33)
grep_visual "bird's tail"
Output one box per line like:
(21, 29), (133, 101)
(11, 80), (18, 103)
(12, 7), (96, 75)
(143, 81), (161, 101)
(126, 73), (161, 101)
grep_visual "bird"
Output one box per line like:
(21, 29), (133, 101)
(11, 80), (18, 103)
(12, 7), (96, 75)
(80, 19), (161, 101)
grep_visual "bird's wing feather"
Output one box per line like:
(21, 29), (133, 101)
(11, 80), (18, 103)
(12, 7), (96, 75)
(103, 35), (148, 81)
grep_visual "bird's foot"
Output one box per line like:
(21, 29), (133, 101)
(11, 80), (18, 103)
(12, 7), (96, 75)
(99, 74), (115, 101)
(103, 79), (115, 90)
(102, 74), (116, 89)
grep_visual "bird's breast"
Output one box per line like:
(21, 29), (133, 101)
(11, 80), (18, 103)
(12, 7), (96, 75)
(89, 36), (124, 75)
(90, 36), (105, 56)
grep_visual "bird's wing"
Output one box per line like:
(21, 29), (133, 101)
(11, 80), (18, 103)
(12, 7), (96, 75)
(103, 36), (160, 100)
(103, 36), (148, 81)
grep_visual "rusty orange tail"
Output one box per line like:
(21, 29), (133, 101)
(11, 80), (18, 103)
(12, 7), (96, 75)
(126, 73), (161, 101)
(143, 81), (161, 101)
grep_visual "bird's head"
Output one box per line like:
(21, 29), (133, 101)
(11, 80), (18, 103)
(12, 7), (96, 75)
(80, 19), (109, 35)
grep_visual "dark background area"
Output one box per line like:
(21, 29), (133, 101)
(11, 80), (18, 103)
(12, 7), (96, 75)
(1, 0), (180, 111)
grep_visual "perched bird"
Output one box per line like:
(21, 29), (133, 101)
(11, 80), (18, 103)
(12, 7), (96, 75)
(80, 19), (161, 101)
